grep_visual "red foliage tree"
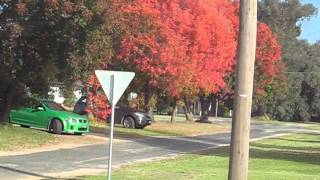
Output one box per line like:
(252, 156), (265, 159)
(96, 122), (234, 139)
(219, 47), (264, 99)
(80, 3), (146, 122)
(255, 22), (282, 95)
(119, 0), (238, 100)
(86, 0), (282, 121)
(215, 21), (282, 103)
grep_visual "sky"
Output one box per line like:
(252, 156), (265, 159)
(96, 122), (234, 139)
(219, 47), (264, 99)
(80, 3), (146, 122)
(299, 0), (320, 44)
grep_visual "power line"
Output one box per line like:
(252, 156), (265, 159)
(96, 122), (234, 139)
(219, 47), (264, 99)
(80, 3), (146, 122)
(285, 71), (320, 74)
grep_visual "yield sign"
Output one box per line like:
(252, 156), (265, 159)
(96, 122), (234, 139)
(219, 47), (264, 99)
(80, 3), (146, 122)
(95, 70), (135, 106)
(95, 70), (135, 180)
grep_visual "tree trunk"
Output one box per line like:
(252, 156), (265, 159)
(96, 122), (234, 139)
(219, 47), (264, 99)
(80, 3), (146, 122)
(199, 94), (211, 122)
(144, 84), (155, 121)
(171, 99), (177, 123)
(0, 85), (14, 124)
(257, 105), (266, 116)
(183, 97), (193, 121)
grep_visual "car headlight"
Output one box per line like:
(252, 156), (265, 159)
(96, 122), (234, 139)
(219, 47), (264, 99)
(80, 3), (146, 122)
(66, 118), (77, 123)
(134, 112), (145, 117)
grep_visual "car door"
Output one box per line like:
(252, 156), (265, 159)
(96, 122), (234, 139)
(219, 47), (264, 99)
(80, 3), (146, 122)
(11, 107), (35, 126)
(114, 106), (125, 124)
(30, 104), (50, 128)
(10, 98), (39, 126)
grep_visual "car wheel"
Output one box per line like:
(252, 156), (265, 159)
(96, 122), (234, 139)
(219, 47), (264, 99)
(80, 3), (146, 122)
(74, 132), (82, 136)
(122, 116), (135, 128)
(21, 125), (30, 128)
(51, 119), (63, 134)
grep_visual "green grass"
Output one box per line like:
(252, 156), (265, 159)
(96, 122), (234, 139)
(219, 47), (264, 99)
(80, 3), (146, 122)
(90, 119), (228, 137)
(0, 124), (56, 151)
(305, 123), (320, 131)
(154, 114), (190, 122)
(83, 133), (320, 180)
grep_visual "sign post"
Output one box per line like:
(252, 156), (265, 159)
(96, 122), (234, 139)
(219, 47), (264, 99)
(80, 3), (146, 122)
(107, 75), (114, 180)
(95, 70), (135, 180)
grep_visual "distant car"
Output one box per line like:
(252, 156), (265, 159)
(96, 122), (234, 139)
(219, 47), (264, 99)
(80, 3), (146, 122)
(74, 96), (152, 129)
(10, 100), (89, 135)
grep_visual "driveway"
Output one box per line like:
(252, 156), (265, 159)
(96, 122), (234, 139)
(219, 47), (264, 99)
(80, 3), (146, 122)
(0, 118), (317, 180)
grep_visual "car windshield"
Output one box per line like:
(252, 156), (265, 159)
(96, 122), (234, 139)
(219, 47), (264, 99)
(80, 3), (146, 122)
(45, 102), (65, 111)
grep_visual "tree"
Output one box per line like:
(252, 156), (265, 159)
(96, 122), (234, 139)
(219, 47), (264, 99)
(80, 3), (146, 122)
(258, 0), (316, 51)
(199, 22), (283, 120)
(0, 1), (98, 123)
(119, 0), (238, 121)
(86, 75), (112, 120)
(81, 0), (285, 123)
(251, 22), (282, 116)
(257, 0), (317, 121)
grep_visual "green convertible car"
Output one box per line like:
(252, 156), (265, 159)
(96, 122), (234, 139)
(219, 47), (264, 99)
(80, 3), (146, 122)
(10, 100), (89, 135)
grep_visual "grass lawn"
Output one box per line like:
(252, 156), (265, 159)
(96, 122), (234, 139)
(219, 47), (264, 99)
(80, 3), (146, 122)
(83, 133), (320, 180)
(90, 115), (228, 137)
(304, 123), (320, 131)
(154, 114), (191, 122)
(0, 124), (56, 151)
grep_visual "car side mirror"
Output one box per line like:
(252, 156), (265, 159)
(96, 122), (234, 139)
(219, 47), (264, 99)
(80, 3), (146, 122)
(35, 106), (45, 111)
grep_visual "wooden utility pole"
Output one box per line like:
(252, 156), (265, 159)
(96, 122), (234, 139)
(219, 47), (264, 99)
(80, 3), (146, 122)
(228, 0), (257, 180)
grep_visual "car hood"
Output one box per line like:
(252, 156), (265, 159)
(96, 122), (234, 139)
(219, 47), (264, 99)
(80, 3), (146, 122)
(118, 107), (145, 113)
(52, 110), (87, 119)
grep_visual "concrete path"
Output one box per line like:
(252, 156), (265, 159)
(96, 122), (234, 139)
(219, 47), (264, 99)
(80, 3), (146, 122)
(0, 118), (317, 180)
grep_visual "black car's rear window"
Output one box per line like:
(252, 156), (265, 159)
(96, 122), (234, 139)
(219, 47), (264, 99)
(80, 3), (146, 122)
(44, 101), (64, 111)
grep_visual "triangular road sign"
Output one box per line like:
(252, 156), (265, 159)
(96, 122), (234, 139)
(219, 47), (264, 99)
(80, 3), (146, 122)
(95, 70), (135, 106)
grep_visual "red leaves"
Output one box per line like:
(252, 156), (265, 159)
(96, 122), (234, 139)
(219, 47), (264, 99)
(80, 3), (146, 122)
(256, 23), (282, 76)
(87, 0), (283, 119)
(86, 75), (111, 120)
(255, 22), (282, 94)
(119, 0), (238, 97)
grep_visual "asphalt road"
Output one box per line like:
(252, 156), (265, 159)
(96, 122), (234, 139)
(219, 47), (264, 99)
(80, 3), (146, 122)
(0, 118), (316, 180)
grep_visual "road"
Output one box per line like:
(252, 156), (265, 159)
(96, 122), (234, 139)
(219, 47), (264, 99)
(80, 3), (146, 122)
(0, 118), (316, 180)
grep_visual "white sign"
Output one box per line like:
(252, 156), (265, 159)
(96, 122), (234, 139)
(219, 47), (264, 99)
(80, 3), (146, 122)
(95, 70), (135, 180)
(95, 70), (135, 105)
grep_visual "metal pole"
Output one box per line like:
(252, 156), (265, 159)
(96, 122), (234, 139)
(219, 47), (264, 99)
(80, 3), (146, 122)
(215, 99), (218, 117)
(228, 0), (257, 180)
(107, 75), (115, 180)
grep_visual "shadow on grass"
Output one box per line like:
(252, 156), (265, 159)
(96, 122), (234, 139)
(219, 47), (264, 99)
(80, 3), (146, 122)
(197, 133), (320, 166)
(250, 142), (320, 152)
(270, 137), (320, 144)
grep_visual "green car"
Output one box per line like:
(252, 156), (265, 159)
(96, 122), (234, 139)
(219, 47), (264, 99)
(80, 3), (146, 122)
(10, 100), (89, 135)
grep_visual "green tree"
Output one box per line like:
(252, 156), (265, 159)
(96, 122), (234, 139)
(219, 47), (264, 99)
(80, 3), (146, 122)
(0, 1), (99, 123)
(256, 0), (317, 121)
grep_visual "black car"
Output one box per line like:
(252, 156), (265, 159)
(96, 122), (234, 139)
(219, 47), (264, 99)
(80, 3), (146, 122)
(74, 96), (152, 129)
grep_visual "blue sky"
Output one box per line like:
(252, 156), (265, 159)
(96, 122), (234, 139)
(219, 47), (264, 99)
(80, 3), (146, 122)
(299, 0), (320, 44)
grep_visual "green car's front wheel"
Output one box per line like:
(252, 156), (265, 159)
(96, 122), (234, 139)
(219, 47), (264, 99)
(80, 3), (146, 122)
(50, 119), (63, 134)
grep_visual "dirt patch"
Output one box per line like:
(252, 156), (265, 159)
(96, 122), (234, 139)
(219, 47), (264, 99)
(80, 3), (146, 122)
(56, 134), (107, 145)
